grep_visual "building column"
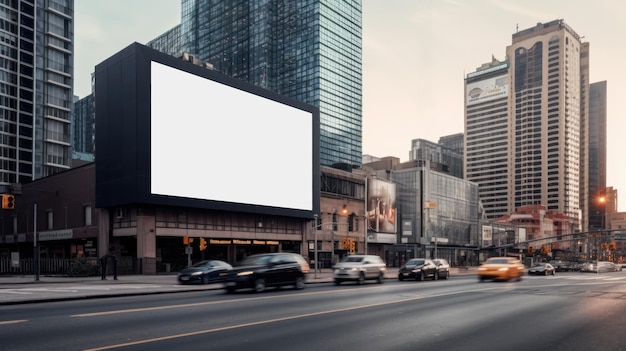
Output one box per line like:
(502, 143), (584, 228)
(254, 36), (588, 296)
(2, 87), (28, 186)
(137, 214), (157, 274)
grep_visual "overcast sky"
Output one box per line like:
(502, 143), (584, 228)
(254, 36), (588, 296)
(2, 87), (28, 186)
(74, 0), (626, 211)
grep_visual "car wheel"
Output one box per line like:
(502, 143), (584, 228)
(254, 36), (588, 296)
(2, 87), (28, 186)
(202, 275), (210, 284)
(358, 272), (365, 285)
(418, 272), (425, 281)
(444, 272), (450, 280)
(552, 270), (556, 276)
(377, 273), (384, 284)
(398, 274), (404, 281)
(225, 286), (236, 294)
(334, 279), (341, 286)
(433, 271), (439, 281)
(254, 278), (266, 293)
(294, 276), (305, 290)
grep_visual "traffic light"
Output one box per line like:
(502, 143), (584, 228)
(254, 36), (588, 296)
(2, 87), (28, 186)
(199, 237), (207, 251)
(183, 236), (194, 245)
(341, 237), (350, 249)
(349, 238), (355, 255)
(528, 246), (534, 254)
(1, 194), (14, 209)
(609, 242), (617, 251)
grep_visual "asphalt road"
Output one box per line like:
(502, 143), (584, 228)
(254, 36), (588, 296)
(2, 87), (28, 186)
(1, 272), (626, 351)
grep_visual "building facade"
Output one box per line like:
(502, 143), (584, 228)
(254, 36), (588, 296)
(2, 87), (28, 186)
(387, 161), (479, 266)
(409, 138), (463, 179)
(0, 0), (73, 189)
(71, 94), (94, 154)
(464, 59), (510, 219)
(506, 20), (587, 230)
(147, 0), (363, 169)
(587, 81), (607, 230)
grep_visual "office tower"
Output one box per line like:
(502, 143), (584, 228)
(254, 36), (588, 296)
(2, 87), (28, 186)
(72, 94), (94, 154)
(506, 20), (587, 230)
(148, 0), (363, 169)
(587, 81), (607, 230)
(438, 133), (464, 155)
(0, 1), (73, 188)
(464, 59), (510, 218)
(408, 138), (463, 179)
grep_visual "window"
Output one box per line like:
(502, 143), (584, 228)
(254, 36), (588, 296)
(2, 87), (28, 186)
(47, 210), (53, 230)
(84, 205), (92, 226)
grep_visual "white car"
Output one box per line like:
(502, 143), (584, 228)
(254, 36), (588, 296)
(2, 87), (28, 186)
(333, 255), (386, 285)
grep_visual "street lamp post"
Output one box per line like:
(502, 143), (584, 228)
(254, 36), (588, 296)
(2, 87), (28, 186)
(313, 214), (318, 279)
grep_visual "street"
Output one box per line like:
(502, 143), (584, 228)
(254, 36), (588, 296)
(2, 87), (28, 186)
(1, 272), (626, 350)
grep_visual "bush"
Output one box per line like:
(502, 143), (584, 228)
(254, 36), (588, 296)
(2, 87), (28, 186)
(66, 258), (100, 277)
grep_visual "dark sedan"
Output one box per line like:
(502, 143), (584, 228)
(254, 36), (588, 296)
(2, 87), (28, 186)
(177, 260), (233, 284)
(398, 258), (438, 281)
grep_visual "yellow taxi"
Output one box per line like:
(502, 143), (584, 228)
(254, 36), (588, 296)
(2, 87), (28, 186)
(477, 257), (525, 282)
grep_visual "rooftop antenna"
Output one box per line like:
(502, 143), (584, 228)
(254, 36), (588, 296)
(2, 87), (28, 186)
(516, 23), (519, 32)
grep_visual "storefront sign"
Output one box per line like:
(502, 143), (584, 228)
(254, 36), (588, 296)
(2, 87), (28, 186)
(209, 239), (280, 245)
(39, 229), (73, 241)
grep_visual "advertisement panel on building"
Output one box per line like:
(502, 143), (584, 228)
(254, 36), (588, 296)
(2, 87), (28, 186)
(466, 74), (508, 106)
(367, 179), (397, 234)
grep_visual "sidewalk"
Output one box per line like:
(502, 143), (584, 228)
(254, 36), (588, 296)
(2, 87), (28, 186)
(0, 267), (476, 305)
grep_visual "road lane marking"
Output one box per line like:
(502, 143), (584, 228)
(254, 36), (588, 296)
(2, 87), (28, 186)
(82, 287), (496, 351)
(0, 320), (27, 325)
(71, 287), (386, 317)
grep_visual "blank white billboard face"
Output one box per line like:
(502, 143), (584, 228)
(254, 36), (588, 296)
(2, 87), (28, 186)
(150, 61), (313, 211)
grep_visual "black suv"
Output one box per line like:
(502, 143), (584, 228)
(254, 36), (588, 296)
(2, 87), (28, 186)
(223, 253), (310, 293)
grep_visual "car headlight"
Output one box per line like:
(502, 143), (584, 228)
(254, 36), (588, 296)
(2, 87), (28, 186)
(191, 271), (203, 276)
(237, 271), (254, 276)
(498, 267), (508, 272)
(412, 268), (422, 273)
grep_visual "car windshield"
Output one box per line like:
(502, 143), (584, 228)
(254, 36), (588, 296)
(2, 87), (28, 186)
(190, 261), (211, 268)
(532, 263), (546, 267)
(486, 258), (510, 264)
(240, 255), (273, 265)
(343, 257), (364, 263)
(407, 259), (425, 265)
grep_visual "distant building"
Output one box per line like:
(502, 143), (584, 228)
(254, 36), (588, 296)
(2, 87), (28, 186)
(587, 81), (608, 230)
(464, 58), (510, 218)
(409, 138), (463, 179)
(465, 20), (606, 232)
(438, 133), (464, 155)
(72, 95), (95, 155)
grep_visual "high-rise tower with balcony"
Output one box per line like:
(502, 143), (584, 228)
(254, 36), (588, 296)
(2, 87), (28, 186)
(0, 0), (73, 188)
(148, 0), (362, 169)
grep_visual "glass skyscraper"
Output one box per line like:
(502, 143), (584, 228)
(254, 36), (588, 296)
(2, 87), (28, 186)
(0, 0), (73, 188)
(148, 0), (363, 168)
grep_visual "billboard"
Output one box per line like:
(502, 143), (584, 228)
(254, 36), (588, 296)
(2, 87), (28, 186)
(466, 74), (508, 106)
(367, 179), (397, 234)
(95, 43), (320, 219)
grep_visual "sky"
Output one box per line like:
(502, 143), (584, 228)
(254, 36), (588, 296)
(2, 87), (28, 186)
(74, 0), (626, 210)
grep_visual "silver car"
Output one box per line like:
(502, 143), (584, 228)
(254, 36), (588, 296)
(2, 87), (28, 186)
(333, 255), (386, 285)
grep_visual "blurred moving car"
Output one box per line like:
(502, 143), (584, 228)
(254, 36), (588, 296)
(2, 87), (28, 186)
(398, 258), (438, 281)
(580, 261), (616, 273)
(177, 260), (233, 284)
(333, 255), (386, 285)
(615, 263), (624, 272)
(223, 253), (309, 293)
(432, 258), (451, 280)
(528, 262), (556, 276)
(477, 257), (525, 282)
